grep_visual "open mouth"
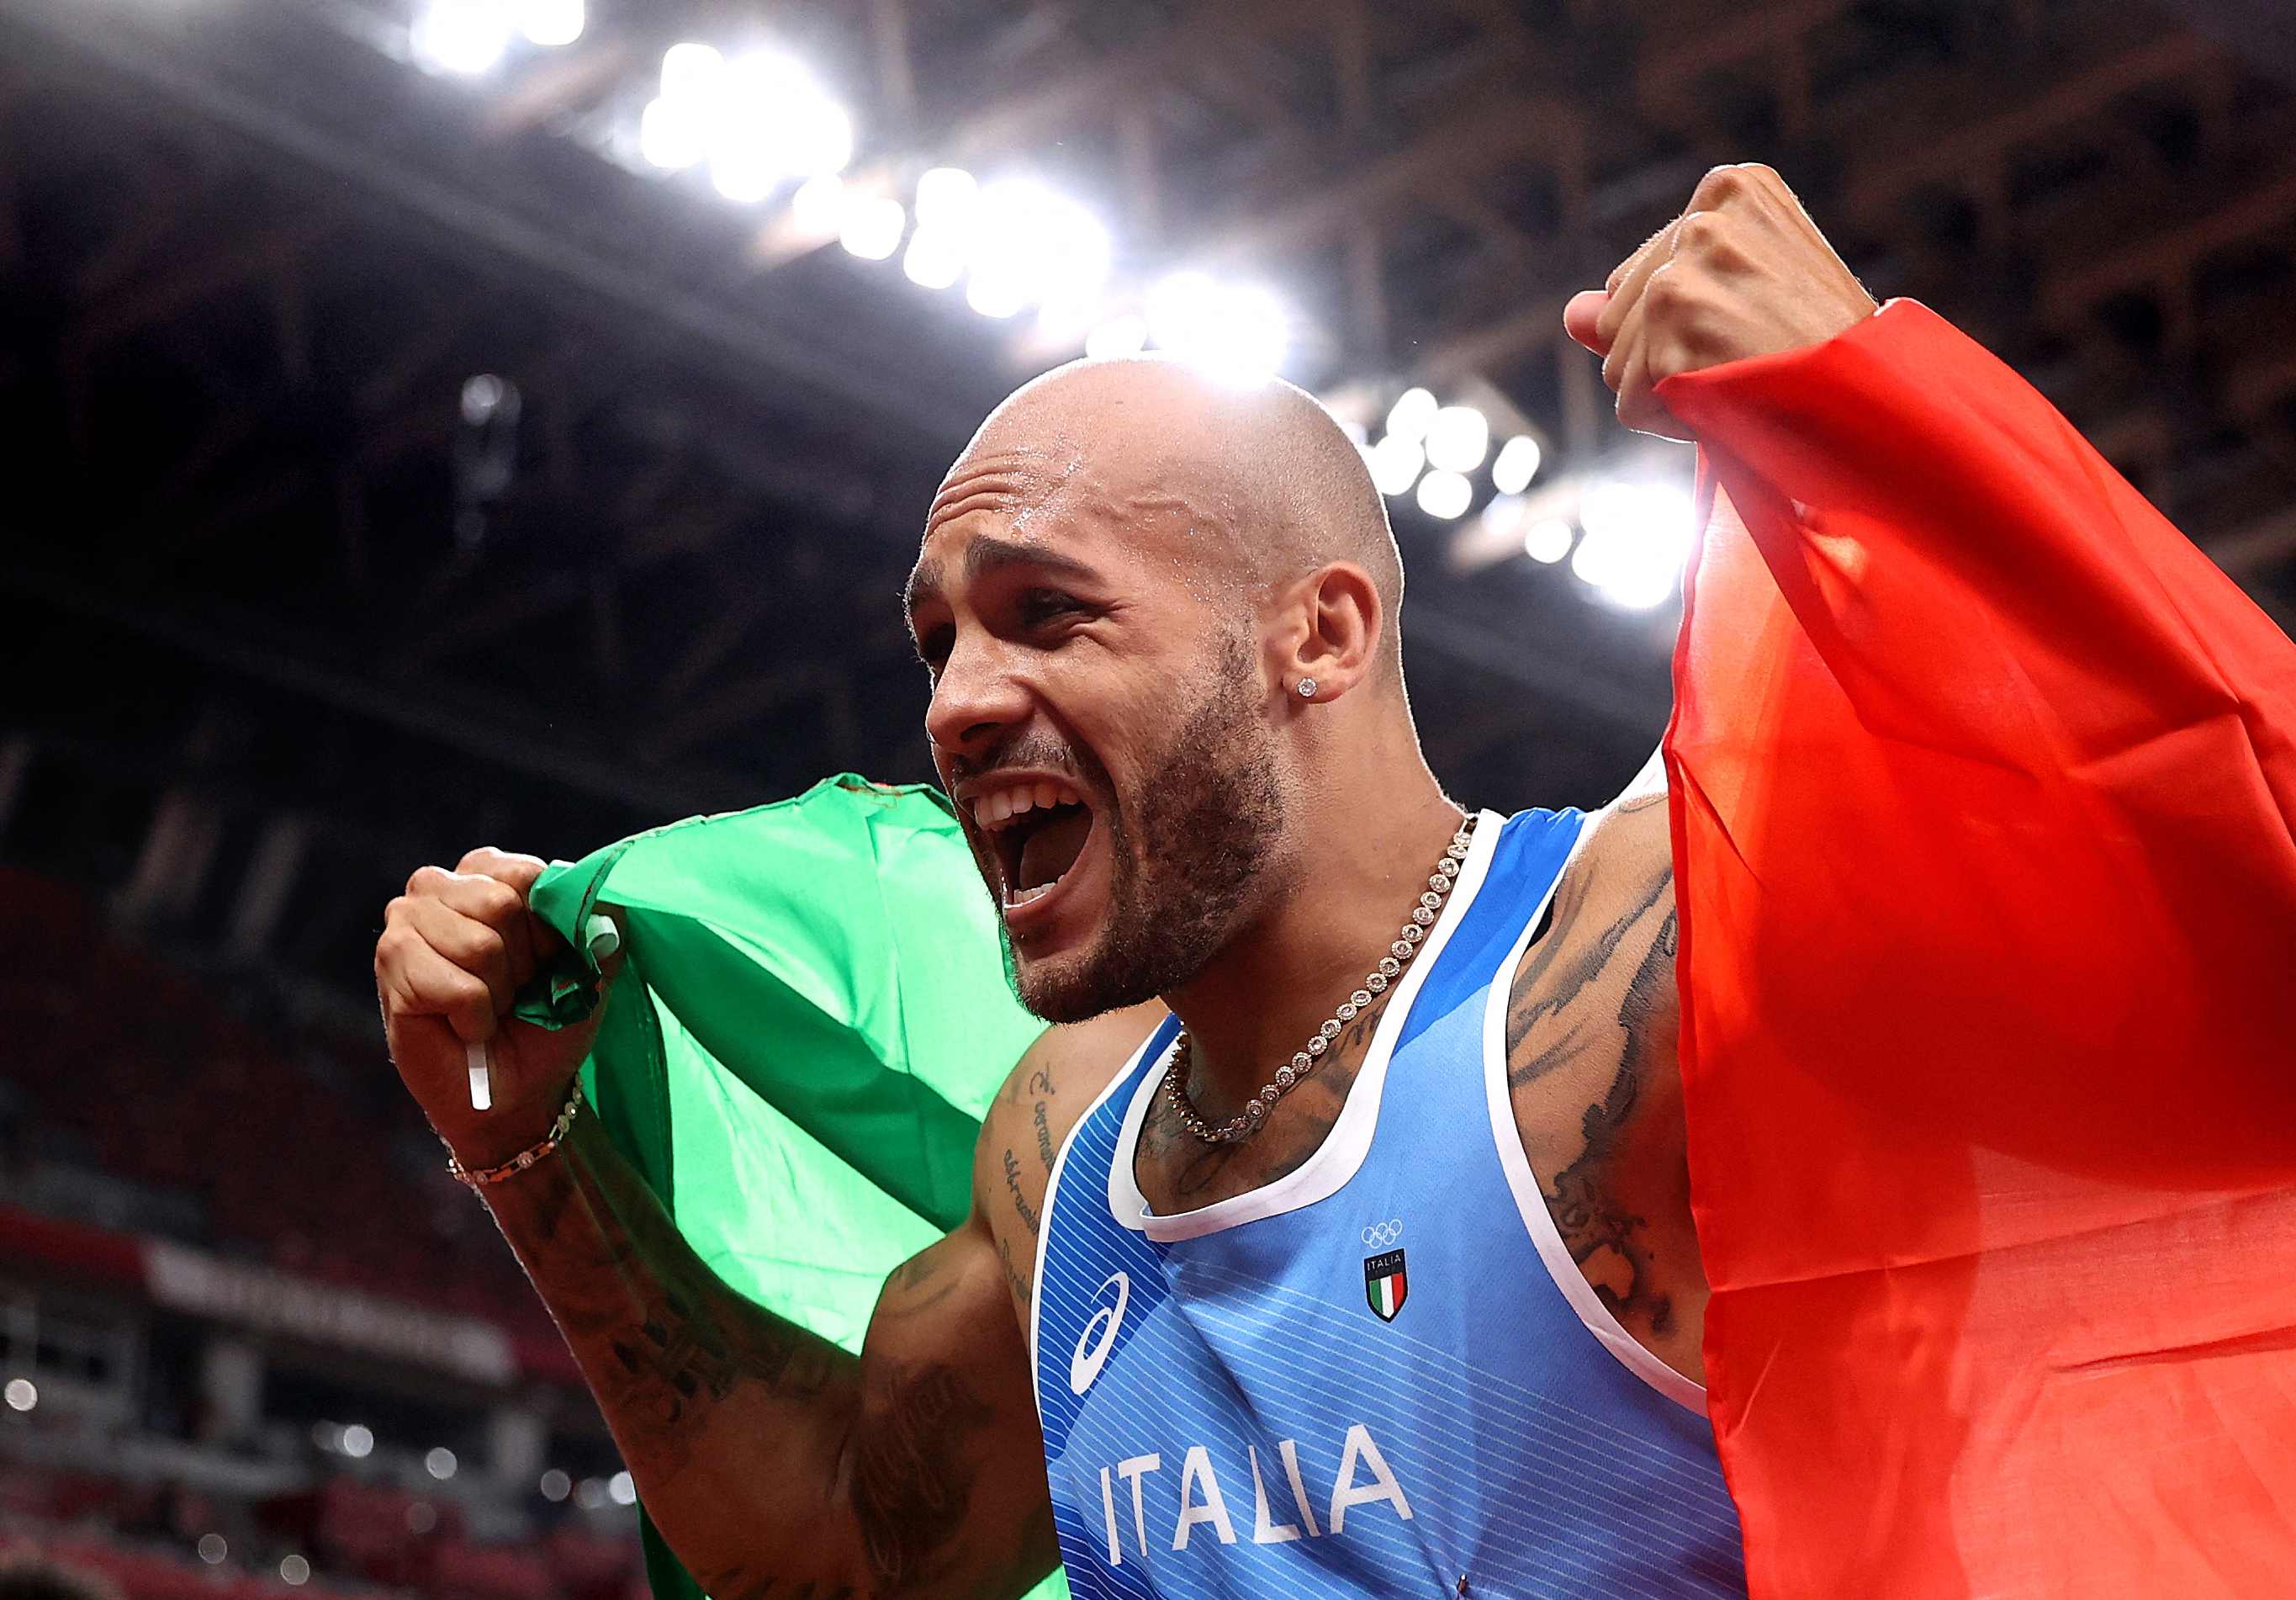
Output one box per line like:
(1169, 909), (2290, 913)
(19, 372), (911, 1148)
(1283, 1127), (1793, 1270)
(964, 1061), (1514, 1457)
(975, 781), (1095, 911)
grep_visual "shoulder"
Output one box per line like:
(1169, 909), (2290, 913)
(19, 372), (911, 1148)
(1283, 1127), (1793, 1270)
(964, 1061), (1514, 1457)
(969, 1003), (1167, 1317)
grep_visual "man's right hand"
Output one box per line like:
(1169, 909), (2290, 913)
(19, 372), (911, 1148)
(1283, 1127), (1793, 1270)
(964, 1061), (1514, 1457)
(374, 848), (613, 1170)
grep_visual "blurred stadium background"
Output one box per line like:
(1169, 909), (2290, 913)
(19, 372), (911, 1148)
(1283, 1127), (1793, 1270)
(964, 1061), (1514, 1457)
(0, 0), (2292, 1595)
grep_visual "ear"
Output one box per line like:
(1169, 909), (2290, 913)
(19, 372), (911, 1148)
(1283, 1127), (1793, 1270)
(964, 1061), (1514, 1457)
(1272, 562), (1383, 703)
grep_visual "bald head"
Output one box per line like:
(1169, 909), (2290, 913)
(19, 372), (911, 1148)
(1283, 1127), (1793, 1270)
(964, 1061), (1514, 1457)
(941, 357), (1406, 679)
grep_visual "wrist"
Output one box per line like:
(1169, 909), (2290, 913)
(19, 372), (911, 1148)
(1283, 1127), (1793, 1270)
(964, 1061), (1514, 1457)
(435, 1073), (580, 1172)
(446, 1080), (586, 1189)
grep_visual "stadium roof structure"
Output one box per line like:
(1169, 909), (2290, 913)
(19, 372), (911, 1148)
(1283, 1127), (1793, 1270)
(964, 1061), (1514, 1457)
(0, 0), (2292, 1004)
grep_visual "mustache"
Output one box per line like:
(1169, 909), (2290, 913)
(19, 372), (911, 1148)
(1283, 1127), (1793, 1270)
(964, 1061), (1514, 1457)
(945, 733), (1087, 789)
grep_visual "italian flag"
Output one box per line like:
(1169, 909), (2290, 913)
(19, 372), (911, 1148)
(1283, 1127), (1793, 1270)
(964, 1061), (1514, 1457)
(1659, 300), (2296, 1597)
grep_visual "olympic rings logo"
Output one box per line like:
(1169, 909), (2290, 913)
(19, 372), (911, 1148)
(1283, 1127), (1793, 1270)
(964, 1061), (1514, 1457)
(1360, 1219), (1403, 1248)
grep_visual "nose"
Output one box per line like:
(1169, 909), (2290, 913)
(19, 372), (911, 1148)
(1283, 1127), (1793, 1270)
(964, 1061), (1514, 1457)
(925, 633), (1032, 760)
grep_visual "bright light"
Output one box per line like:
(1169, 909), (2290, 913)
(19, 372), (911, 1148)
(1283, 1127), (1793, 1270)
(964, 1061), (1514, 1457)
(3, 1379), (33, 1412)
(539, 1469), (572, 1502)
(1385, 388), (1437, 445)
(412, 0), (513, 76)
(965, 181), (1111, 321)
(839, 196), (907, 261)
(1523, 517), (1575, 564)
(426, 1447), (458, 1481)
(913, 167), (978, 229)
(965, 273), (1029, 318)
(1424, 406), (1489, 474)
(1085, 315), (1149, 358)
(1367, 434), (1425, 498)
(608, 1470), (638, 1506)
(638, 98), (709, 170)
(1492, 434), (1542, 495)
(341, 1423), (374, 1458)
(790, 173), (843, 233)
(197, 1537), (227, 1566)
(574, 1477), (610, 1511)
(280, 1555), (311, 1587)
(647, 45), (854, 202)
(659, 42), (725, 99)
(517, 0), (583, 46)
(903, 227), (966, 289)
(1571, 480), (1696, 609)
(1145, 272), (1286, 384)
(1415, 469), (1473, 520)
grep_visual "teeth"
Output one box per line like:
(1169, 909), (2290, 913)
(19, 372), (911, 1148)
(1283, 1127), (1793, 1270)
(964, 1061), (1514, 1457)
(972, 780), (1086, 830)
(1004, 882), (1054, 909)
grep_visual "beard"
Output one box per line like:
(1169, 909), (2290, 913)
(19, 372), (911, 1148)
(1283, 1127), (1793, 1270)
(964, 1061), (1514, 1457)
(997, 633), (1289, 1024)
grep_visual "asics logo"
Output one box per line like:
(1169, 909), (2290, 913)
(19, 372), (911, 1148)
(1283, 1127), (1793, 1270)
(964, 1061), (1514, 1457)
(1360, 1219), (1403, 1249)
(1069, 1271), (1131, 1396)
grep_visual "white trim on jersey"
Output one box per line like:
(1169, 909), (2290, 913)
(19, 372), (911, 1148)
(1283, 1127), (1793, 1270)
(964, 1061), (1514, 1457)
(1479, 813), (1710, 1415)
(1029, 1025), (1164, 1401)
(1103, 809), (1510, 1243)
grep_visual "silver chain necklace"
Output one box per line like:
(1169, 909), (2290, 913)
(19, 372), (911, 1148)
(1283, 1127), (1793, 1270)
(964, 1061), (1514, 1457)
(1163, 814), (1477, 1144)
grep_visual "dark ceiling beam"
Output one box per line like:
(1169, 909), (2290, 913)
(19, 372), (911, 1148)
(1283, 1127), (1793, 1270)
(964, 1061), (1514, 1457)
(1191, 92), (1583, 269)
(1842, 31), (2225, 220)
(937, 0), (1331, 162)
(0, 0), (981, 453)
(2040, 167), (2296, 324)
(2, 562), (740, 816)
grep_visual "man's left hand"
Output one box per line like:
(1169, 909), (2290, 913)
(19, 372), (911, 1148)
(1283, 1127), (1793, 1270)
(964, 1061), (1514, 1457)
(1565, 163), (1878, 441)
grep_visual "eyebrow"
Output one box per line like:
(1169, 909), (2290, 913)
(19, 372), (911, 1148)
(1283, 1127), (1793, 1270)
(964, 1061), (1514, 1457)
(903, 536), (1100, 620)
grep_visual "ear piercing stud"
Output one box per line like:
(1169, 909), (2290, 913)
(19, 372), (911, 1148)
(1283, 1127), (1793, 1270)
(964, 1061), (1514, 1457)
(1297, 678), (1319, 698)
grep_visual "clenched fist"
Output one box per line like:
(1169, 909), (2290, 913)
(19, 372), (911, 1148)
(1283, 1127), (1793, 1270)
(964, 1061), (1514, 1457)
(374, 848), (616, 1172)
(1564, 163), (1877, 440)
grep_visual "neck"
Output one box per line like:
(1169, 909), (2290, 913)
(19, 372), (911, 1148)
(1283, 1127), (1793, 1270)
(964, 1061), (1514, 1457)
(1161, 725), (1463, 1111)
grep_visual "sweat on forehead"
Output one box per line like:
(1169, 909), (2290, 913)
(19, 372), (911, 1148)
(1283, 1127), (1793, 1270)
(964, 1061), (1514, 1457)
(923, 356), (1402, 608)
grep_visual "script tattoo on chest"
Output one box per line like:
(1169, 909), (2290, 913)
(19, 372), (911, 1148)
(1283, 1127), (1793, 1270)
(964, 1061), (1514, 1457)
(1503, 795), (1690, 1351)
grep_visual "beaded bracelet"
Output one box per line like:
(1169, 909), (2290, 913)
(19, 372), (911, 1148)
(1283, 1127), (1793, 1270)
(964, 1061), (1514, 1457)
(447, 1081), (585, 1188)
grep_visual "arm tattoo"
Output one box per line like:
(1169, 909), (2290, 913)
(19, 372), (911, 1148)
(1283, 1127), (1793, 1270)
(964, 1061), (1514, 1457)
(1003, 1147), (1041, 1236)
(850, 1360), (997, 1593)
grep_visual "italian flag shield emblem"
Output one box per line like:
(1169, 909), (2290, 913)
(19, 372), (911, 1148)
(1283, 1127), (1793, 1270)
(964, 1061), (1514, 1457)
(1363, 1248), (1407, 1321)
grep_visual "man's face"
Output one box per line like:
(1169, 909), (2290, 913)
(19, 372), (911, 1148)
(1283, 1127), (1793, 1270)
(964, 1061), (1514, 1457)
(905, 422), (1292, 1023)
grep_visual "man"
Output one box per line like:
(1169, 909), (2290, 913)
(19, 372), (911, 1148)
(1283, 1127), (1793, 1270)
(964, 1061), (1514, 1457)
(376, 166), (2296, 1598)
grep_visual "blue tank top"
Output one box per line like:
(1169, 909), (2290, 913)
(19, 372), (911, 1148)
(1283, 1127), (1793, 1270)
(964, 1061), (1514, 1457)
(1031, 808), (1746, 1598)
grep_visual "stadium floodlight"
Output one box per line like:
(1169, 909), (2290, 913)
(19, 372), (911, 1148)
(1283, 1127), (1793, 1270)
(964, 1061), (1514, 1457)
(1492, 433), (1542, 495)
(280, 1556), (312, 1587)
(198, 1537), (227, 1566)
(1384, 387), (1437, 445)
(1085, 315), (1149, 358)
(790, 173), (844, 234)
(703, 52), (854, 204)
(609, 1471), (639, 1506)
(1523, 516), (1574, 564)
(2, 1378), (33, 1412)
(839, 195), (907, 261)
(411, 0), (514, 76)
(1415, 468), (1473, 520)
(913, 167), (979, 229)
(962, 180), (1111, 321)
(340, 1423), (374, 1458)
(903, 226), (966, 289)
(426, 1447), (458, 1481)
(1570, 479), (1695, 608)
(1145, 272), (1287, 384)
(517, 0), (583, 46)
(539, 1469), (572, 1502)
(1424, 405), (1489, 474)
(659, 41), (725, 100)
(1366, 433), (1425, 498)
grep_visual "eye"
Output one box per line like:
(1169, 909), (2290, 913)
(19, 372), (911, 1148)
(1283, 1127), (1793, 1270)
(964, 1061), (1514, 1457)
(914, 622), (955, 673)
(1017, 589), (1087, 631)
